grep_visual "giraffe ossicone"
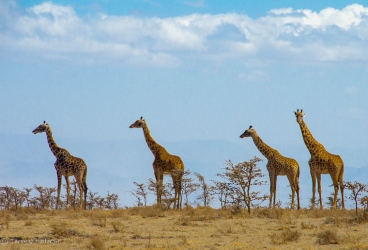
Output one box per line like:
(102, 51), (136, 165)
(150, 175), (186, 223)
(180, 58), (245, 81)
(32, 121), (88, 210)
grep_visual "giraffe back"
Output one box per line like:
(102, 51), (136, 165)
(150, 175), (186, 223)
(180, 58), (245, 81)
(268, 151), (299, 176)
(55, 148), (87, 177)
(154, 147), (184, 173)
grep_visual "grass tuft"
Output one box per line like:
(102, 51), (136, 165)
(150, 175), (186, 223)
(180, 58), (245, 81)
(111, 221), (124, 233)
(51, 222), (79, 238)
(88, 235), (106, 250)
(316, 230), (339, 245)
(270, 228), (301, 245)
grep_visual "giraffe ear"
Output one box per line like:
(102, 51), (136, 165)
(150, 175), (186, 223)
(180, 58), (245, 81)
(294, 111), (297, 115)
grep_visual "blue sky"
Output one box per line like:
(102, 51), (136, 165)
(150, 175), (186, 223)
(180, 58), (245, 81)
(16, 0), (368, 18)
(1, 0), (368, 206)
(1, 0), (367, 145)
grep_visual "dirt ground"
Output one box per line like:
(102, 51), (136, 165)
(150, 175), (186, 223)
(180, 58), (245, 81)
(0, 207), (368, 250)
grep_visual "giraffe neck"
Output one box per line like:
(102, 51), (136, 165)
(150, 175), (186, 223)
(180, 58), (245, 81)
(142, 126), (164, 156)
(45, 127), (63, 158)
(250, 132), (275, 159)
(298, 119), (323, 154)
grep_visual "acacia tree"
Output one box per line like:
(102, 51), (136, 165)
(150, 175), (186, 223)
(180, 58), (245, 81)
(345, 181), (367, 215)
(130, 182), (148, 207)
(104, 191), (119, 209)
(324, 192), (342, 209)
(218, 157), (268, 214)
(361, 196), (368, 215)
(181, 170), (199, 207)
(212, 180), (231, 209)
(147, 178), (175, 208)
(33, 185), (56, 209)
(194, 173), (214, 207)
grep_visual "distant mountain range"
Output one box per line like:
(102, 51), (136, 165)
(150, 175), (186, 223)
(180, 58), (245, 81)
(1, 133), (367, 208)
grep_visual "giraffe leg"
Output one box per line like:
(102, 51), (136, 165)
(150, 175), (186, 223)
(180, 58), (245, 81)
(287, 175), (295, 209)
(56, 172), (62, 209)
(273, 175), (277, 208)
(316, 173), (323, 209)
(177, 172), (183, 209)
(310, 171), (316, 209)
(332, 179), (338, 209)
(83, 169), (88, 210)
(78, 181), (83, 209)
(173, 179), (178, 209)
(73, 174), (83, 209)
(339, 169), (345, 209)
(172, 171), (183, 209)
(65, 176), (70, 208)
(296, 178), (300, 210)
(268, 174), (273, 209)
(330, 170), (339, 209)
(155, 171), (163, 206)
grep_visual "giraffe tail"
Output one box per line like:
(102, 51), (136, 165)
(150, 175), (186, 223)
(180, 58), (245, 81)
(83, 167), (88, 192)
(83, 167), (88, 209)
(297, 165), (300, 182)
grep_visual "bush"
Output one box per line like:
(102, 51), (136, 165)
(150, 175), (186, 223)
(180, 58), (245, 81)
(316, 230), (338, 245)
(51, 222), (79, 238)
(270, 228), (301, 245)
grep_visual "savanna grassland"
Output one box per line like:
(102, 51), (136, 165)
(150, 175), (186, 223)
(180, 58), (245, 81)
(1, 206), (368, 250)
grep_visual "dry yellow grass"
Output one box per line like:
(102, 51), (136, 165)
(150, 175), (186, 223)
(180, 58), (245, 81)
(0, 207), (368, 249)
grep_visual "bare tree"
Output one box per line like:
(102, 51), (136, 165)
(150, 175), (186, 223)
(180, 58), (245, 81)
(161, 182), (176, 209)
(33, 185), (56, 209)
(324, 192), (342, 209)
(23, 188), (33, 208)
(212, 180), (231, 209)
(104, 192), (119, 209)
(181, 170), (199, 207)
(148, 178), (160, 205)
(130, 182), (148, 207)
(361, 196), (368, 215)
(218, 157), (268, 214)
(10, 187), (26, 209)
(345, 181), (367, 215)
(194, 173), (214, 207)
(147, 178), (176, 208)
(63, 180), (80, 210)
(0, 186), (12, 209)
(86, 191), (100, 210)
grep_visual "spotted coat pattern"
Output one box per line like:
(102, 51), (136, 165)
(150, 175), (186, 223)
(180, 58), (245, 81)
(32, 122), (88, 209)
(240, 126), (300, 209)
(130, 117), (184, 209)
(294, 109), (345, 209)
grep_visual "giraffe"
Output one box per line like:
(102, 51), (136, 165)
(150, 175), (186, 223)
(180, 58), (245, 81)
(240, 126), (300, 209)
(32, 121), (88, 209)
(129, 117), (184, 209)
(294, 109), (344, 209)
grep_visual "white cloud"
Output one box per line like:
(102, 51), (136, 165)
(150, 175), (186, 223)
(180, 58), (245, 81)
(1, 2), (368, 66)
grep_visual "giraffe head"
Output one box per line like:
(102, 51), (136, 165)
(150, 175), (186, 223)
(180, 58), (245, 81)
(32, 121), (50, 134)
(240, 125), (255, 138)
(129, 117), (147, 129)
(294, 109), (305, 124)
